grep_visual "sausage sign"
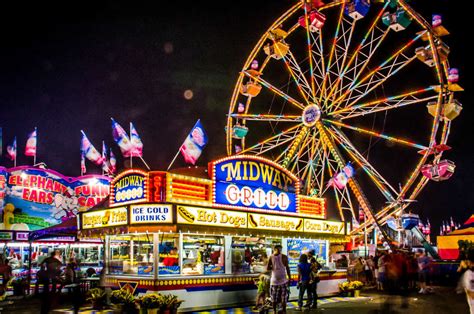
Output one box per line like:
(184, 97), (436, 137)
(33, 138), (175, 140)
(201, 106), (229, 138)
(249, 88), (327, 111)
(210, 156), (299, 213)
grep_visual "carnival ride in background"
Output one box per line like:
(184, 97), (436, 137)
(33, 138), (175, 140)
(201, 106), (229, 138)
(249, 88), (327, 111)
(226, 0), (462, 255)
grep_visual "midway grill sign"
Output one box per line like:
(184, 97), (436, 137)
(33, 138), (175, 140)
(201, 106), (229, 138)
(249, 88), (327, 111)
(110, 170), (148, 207)
(211, 156), (300, 213)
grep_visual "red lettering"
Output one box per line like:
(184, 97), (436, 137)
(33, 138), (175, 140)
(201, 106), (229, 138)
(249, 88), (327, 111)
(8, 175), (17, 185)
(37, 176), (46, 189)
(86, 197), (97, 207)
(30, 175), (38, 187)
(241, 187), (252, 206)
(78, 196), (86, 206)
(46, 193), (53, 204)
(45, 179), (53, 190)
(75, 186), (83, 196)
(22, 188), (30, 200)
(38, 191), (46, 203)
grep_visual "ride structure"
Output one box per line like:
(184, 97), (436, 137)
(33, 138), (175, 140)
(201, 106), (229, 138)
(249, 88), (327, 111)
(225, 0), (461, 254)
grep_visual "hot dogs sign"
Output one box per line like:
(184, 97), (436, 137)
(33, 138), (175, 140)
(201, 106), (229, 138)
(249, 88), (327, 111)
(210, 156), (300, 213)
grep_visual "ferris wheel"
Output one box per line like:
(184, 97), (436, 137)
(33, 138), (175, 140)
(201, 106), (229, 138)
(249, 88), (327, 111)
(225, 0), (462, 237)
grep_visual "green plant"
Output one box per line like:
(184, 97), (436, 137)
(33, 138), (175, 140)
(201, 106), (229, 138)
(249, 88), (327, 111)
(349, 281), (363, 290)
(110, 288), (135, 305)
(138, 293), (163, 309)
(338, 281), (351, 292)
(161, 294), (184, 310)
(86, 287), (106, 303)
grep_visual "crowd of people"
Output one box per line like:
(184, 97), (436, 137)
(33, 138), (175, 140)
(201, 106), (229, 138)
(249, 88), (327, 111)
(348, 249), (434, 294)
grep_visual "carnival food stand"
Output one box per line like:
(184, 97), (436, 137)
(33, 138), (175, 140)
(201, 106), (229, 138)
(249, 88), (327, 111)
(0, 166), (110, 288)
(78, 156), (350, 311)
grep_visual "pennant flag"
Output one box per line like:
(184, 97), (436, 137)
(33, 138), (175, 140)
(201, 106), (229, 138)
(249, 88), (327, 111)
(6, 136), (17, 161)
(111, 118), (133, 157)
(130, 122), (143, 157)
(358, 208), (365, 223)
(179, 119), (208, 165)
(102, 141), (109, 173)
(352, 215), (360, 229)
(81, 131), (104, 166)
(109, 148), (117, 174)
(0, 127), (3, 157)
(450, 217), (455, 228)
(25, 127), (37, 157)
(81, 151), (87, 174)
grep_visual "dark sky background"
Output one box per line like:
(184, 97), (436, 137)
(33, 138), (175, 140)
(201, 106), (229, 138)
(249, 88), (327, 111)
(0, 1), (471, 238)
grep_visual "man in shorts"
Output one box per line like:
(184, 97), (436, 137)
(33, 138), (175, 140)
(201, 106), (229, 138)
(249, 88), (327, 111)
(267, 245), (291, 314)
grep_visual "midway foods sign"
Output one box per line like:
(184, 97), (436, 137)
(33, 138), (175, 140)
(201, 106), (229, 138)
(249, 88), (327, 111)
(211, 156), (300, 213)
(0, 166), (110, 231)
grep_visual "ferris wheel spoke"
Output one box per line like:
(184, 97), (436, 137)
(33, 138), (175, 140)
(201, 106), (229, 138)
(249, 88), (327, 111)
(230, 113), (301, 123)
(281, 48), (315, 103)
(325, 119), (428, 151)
(337, 53), (418, 112)
(238, 124), (302, 156)
(242, 70), (305, 110)
(325, 3), (391, 106)
(319, 2), (346, 103)
(329, 87), (436, 119)
(332, 32), (422, 110)
(326, 125), (399, 200)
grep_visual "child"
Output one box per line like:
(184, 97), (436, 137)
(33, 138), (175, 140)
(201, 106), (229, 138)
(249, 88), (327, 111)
(253, 272), (270, 310)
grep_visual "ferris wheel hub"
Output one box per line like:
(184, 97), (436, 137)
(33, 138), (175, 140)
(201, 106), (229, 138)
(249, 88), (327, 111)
(302, 104), (321, 127)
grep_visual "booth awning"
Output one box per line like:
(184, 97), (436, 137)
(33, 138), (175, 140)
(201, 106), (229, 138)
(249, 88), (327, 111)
(437, 214), (474, 259)
(28, 217), (78, 241)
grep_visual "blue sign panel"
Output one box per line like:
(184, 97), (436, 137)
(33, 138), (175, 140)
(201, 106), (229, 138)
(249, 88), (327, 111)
(111, 170), (147, 206)
(212, 156), (299, 213)
(286, 239), (327, 273)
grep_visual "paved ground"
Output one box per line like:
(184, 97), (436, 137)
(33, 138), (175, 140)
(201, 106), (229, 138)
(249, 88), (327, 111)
(0, 286), (469, 313)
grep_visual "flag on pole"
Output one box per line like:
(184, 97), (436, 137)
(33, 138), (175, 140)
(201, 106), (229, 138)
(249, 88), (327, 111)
(450, 217), (455, 228)
(179, 119), (208, 165)
(101, 141), (109, 173)
(6, 136), (17, 161)
(111, 118), (133, 157)
(130, 122), (143, 157)
(25, 127), (37, 157)
(109, 148), (117, 174)
(81, 131), (104, 166)
(81, 151), (87, 174)
(359, 208), (365, 223)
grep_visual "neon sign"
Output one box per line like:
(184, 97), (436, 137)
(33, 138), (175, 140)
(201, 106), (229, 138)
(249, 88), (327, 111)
(211, 156), (299, 213)
(82, 207), (128, 229)
(110, 170), (148, 207)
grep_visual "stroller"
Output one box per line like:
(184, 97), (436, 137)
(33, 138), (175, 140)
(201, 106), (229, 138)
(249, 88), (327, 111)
(257, 288), (291, 314)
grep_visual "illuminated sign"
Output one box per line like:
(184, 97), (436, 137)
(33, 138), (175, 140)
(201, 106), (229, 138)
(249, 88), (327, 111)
(0, 166), (110, 231)
(130, 204), (173, 224)
(0, 232), (13, 240)
(177, 206), (247, 228)
(16, 232), (29, 241)
(110, 170), (148, 207)
(303, 218), (345, 235)
(248, 213), (303, 232)
(211, 155), (299, 213)
(82, 207), (128, 229)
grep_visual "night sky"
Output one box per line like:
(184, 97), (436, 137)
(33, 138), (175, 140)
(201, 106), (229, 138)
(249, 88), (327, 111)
(0, 1), (471, 237)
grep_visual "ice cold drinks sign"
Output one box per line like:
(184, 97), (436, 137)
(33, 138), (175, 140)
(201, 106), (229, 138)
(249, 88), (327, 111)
(130, 204), (173, 224)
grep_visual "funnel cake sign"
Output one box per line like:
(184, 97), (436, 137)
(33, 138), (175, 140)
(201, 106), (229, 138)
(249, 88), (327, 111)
(210, 156), (300, 213)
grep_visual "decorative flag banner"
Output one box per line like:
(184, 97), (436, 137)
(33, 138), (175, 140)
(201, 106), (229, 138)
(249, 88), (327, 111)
(109, 148), (117, 174)
(7, 137), (17, 161)
(102, 141), (109, 173)
(25, 127), (37, 157)
(111, 118), (133, 157)
(80, 131), (104, 166)
(81, 151), (86, 174)
(327, 163), (354, 189)
(179, 119), (208, 165)
(130, 122), (143, 157)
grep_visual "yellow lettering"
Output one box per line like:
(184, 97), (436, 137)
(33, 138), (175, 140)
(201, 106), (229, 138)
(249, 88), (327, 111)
(272, 170), (283, 189)
(259, 164), (274, 185)
(221, 162), (241, 181)
(242, 161), (248, 180)
(248, 162), (260, 181)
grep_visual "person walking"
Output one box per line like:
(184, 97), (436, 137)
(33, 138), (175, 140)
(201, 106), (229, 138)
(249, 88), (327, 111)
(417, 249), (431, 294)
(307, 256), (322, 309)
(267, 245), (291, 314)
(296, 254), (311, 311)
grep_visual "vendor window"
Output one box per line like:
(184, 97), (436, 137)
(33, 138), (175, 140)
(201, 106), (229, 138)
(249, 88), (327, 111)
(182, 235), (224, 276)
(158, 234), (180, 276)
(231, 237), (281, 274)
(108, 234), (154, 276)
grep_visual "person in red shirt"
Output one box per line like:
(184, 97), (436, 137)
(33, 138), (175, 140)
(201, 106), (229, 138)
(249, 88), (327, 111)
(162, 247), (179, 266)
